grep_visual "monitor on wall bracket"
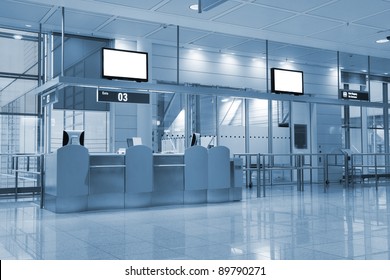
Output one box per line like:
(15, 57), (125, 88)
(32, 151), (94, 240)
(271, 68), (304, 95)
(102, 47), (148, 82)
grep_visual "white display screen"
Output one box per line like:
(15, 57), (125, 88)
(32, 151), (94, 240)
(102, 48), (148, 82)
(271, 68), (304, 95)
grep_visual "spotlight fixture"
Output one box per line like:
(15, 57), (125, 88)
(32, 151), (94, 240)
(189, 4), (198, 11)
(376, 36), (390, 44)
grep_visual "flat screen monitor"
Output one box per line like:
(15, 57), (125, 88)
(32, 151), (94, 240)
(102, 48), (148, 82)
(127, 137), (142, 147)
(62, 130), (85, 146)
(191, 133), (200, 146)
(271, 68), (304, 95)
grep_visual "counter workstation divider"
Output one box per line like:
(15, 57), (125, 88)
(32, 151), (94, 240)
(44, 145), (243, 213)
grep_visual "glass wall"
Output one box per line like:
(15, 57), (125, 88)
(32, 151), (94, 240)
(218, 97), (245, 155)
(248, 99), (268, 154)
(50, 109), (109, 152)
(0, 28), (39, 192)
(153, 92), (186, 153)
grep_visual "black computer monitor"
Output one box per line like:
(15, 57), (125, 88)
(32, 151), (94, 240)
(191, 133), (200, 146)
(62, 130), (85, 146)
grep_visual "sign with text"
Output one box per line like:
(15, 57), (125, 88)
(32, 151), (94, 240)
(97, 90), (149, 104)
(340, 89), (369, 101)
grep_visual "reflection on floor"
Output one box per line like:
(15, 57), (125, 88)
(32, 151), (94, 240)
(0, 183), (390, 260)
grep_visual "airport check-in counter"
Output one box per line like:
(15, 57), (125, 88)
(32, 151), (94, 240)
(44, 145), (242, 213)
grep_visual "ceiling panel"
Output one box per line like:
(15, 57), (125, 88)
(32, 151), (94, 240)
(191, 33), (249, 49)
(214, 4), (295, 29)
(146, 25), (178, 43)
(228, 39), (267, 54)
(252, 0), (333, 12)
(94, 0), (167, 10)
(45, 9), (111, 31)
(179, 28), (211, 44)
(268, 44), (319, 60)
(312, 24), (379, 44)
(265, 15), (342, 36)
(297, 50), (337, 66)
(0, 0), (52, 22)
(308, 0), (390, 22)
(147, 26), (210, 44)
(98, 18), (161, 38)
(156, 0), (241, 20)
(354, 10), (390, 30)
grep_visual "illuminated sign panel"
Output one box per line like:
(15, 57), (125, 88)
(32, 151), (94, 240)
(340, 90), (369, 101)
(97, 90), (149, 104)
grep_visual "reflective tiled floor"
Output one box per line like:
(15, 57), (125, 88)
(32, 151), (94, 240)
(1, 184), (390, 260)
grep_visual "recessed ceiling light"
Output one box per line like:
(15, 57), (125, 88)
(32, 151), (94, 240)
(376, 36), (390, 44)
(189, 4), (198, 11)
(25, 24), (32, 28)
(13, 34), (23, 40)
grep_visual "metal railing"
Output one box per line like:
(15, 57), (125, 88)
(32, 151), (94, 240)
(233, 153), (325, 197)
(233, 153), (263, 197)
(235, 152), (390, 197)
(0, 153), (44, 206)
(349, 153), (390, 188)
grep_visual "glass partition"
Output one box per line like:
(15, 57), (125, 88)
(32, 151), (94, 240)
(248, 99), (268, 153)
(153, 92), (186, 153)
(188, 94), (217, 148)
(268, 42), (338, 98)
(367, 107), (384, 154)
(218, 96), (245, 155)
(50, 109), (109, 152)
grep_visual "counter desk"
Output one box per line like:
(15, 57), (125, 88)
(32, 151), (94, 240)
(44, 145), (242, 213)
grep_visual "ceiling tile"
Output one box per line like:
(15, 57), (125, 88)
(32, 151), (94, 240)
(147, 26), (210, 44)
(99, 18), (161, 37)
(252, 0), (333, 12)
(0, 0), (52, 22)
(45, 9), (111, 31)
(214, 4), (295, 29)
(146, 25), (178, 42)
(354, 10), (390, 30)
(265, 15), (342, 36)
(179, 28), (211, 44)
(308, 0), (390, 22)
(191, 33), (249, 49)
(311, 24), (379, 43)
(94, 0), (167, 10)
(228, 39), (267, 54)
(268, 44), (318, 60)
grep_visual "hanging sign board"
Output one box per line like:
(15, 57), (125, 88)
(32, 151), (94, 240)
(340, 89), (369, 101)
(41, 91), (58, 106)
(97, 90), (149, 104)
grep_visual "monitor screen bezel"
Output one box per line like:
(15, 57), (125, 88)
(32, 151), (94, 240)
(271, 68), (304, 95)
(102, 47), (148, 82)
